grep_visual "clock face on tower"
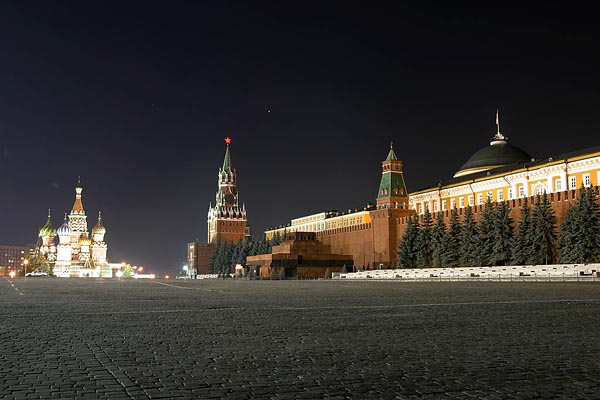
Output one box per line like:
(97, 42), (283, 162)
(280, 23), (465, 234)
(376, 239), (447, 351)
(225, 193), (235, 205)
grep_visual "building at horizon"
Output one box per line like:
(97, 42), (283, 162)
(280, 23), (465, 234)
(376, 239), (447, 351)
(188, 137), (250, 275)
(36, 178), (110, 277)
(265, 112), (600, 269)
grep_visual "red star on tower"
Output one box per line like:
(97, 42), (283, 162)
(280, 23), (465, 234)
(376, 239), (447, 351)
(224, 136), (232, 145)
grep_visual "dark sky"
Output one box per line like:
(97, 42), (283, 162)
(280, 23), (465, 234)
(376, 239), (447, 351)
(1, 1), (599, 275)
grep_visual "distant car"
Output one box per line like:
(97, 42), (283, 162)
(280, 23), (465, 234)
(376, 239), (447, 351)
(25, 270), (48, 277)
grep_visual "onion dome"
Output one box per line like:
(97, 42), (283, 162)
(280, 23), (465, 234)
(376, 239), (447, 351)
(453, 111), (531, 178)
(80, 235), (92, 246)
(92, 211), (106, 242)
(39, 209), (57, 237)
(57, 213), (72, 243)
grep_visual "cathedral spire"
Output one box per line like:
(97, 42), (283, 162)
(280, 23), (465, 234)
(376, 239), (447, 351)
(72, 177), (84, 213)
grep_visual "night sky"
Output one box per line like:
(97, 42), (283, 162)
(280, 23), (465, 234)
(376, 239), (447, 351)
(1, 2), (599, 274)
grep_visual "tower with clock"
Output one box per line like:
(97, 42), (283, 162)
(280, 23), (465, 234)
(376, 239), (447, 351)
(207, 137), (249, 244)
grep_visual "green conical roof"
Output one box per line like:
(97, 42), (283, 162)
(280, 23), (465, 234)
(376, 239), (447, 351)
(222, 143), (232, 172)
(386, 142), (397, 161)
(39, 209), (57, 237)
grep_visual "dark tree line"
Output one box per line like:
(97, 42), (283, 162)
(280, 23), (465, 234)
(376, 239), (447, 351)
(397, 186), (600, 268)
(208, 231), (286, 277)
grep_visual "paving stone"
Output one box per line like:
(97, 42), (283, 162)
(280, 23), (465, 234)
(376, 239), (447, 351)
(2, 278), (600, 399)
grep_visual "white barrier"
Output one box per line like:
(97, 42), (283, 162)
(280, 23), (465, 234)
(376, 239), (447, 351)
(334, 264), (600, 281)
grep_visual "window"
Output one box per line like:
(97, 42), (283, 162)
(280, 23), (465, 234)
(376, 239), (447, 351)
(570, 176), (577, 190)
(451, 199), (456, 209)
(477, 194), (483, 205)
(417, 204), (422, 214)
(434, 201), (438, 212)
(519, 186), (525, 198)
(442, 200), (446, 211)
(497, 190), (504, 202)
(468, 196), (474, 206)
(555, 179), (562, 192)
(508, 188), (514, 200)
(487, 192), (493, 201)
(584, 174), (591, 187)
(459, 198), (465, 208)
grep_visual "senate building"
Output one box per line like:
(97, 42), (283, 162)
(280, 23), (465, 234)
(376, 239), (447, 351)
(265, 112), (600, 270)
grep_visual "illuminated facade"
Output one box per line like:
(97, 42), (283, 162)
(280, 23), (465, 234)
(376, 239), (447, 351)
(266, 113), (600, 269)
(37, 178), (110, 277)
(410, 113), (600, 216)
(188, 138), (250, 275)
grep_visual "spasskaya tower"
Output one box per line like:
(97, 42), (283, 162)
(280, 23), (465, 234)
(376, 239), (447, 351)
(207, 137), (249, 244)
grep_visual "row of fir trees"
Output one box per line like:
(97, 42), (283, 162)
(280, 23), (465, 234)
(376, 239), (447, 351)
(208, 231), (287, 277)
(397, 186), (600, 269)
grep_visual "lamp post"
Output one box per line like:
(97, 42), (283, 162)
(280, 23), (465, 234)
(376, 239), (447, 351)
(23, 259), (29, 277)
(372, 251), (386, 270)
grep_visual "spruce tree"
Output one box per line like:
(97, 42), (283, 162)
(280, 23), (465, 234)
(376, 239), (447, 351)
(459, 206), (479, 267)
(442, 207), (461, 268)
(431, 212), (446, 268)
(576, 186), (600, 263)
(529, 193), (558, 265)
(415, 207), (433, 268)
(397, 214), (419, 268)
(511, 198), (532, 265)
(490, 201), (513, 266)
(477, 198), (495, 266)
(558, 204), (577, 263)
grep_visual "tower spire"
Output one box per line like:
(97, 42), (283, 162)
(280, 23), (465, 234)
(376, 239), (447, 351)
(490, 109), (507, 144)
(222, 137), (232, 172)
(386, 141), (397, 161)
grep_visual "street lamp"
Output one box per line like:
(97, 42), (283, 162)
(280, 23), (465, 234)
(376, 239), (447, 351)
(23, 259), (29, 277)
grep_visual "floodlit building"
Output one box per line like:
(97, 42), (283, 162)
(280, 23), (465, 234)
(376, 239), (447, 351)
(37, 178), (111, 277)
(188, 138), (250, 275)
(266, 112), (600, 268)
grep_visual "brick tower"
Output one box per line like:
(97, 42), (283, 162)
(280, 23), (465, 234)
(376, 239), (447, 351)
(207, 137), (249, 244)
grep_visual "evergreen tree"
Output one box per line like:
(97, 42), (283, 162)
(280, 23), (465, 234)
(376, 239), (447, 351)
(459, 206), (479, 267)
(209, 242), (224, 274)
(490, 201), (513, 266)
(477, 198), (495, 266)
(431, 212), (446, 268)
(223, 242), (236, 276)
(397, 214), (419, 268)
(442, 207), (461, 268)
(558, 203), (578, 263)
(575, 186), (600, 263)
(511, 198), (532, 265)
(529, 193), (558, 265)
(415, 207), (433, 268)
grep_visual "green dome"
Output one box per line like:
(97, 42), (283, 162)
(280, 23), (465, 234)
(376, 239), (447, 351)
(454, 137), (531, 178)
(39, 210), (57, 237)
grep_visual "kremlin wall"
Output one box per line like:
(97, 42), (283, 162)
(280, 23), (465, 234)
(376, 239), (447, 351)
(264, 113), (600, 271)
(188, 116), (600, 277)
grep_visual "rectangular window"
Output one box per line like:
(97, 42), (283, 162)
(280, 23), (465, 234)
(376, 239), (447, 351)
(584, 174), (591, 187)
(570, 176), (577, 190)
(519, 186), (525, 198)
(451, 199), (456, 209)
(487, 192), (493, 201)
(468, 196), (474, 206)
(477, 194), (483, 205)
(434, 201), (439, 212)
(442, 200), (446, 211)
(497, 190), (504, 202)
(555, 179), (562, 192)
(508, 188), (514, 200)
(459, 198), (464, 208)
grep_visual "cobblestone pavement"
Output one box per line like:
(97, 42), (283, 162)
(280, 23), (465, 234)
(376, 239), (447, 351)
(2, 278), (600, 399)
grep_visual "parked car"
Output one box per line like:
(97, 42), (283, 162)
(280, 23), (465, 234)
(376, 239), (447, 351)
(25, 270), (48, 277)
